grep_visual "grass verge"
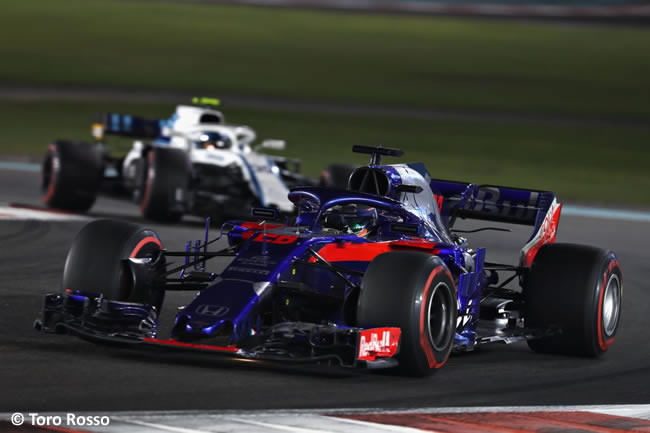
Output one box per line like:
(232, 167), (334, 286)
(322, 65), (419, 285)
(1, 0), (649, 120)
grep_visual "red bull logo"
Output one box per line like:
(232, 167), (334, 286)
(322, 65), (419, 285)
(357, 327), (401, 361)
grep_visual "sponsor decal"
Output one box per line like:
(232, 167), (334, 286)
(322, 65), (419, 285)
(236, 256), (277, 267)
(195, 304), (230, 317)
(239, 222), (287, 240)
(472, 187), (537, 216)
(228, 266), (271, 275)
(252, 233), (298, 244)
(357, 327), (401, 361)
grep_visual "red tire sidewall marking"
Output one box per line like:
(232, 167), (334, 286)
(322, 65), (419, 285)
(129, 236), (162, 258)
(140, 152), (154, 213)
(419, 265), (455, 369)
(42, 144), (58, 204)
(596, 258), (620, 351)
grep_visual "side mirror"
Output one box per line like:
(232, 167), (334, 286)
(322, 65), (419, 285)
(251, 207), (281, 220)
(389, 222), (422, 236)
(259, 139), (286, 151)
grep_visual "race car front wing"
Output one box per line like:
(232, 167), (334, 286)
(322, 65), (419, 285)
(34, 290), (401, 369)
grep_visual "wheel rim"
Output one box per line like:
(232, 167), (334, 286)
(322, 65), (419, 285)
(602, 273), (621, 337)
(427, 282), (453, 351)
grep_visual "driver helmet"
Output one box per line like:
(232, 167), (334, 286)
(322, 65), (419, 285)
(195, 131), (231, 149)
(323, 204), (378, 236)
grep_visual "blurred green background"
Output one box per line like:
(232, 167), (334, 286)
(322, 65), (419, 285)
(0, 0), (649, 205)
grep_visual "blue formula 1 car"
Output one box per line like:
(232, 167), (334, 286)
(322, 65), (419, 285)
(36, 146), (623, 376)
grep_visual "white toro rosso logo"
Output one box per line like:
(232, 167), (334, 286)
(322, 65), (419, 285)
(357, 327), (401, 361)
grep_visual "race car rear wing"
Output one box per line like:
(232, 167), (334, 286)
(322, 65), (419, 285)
(429, 179), (562, 267)
(92, 113), (162, 140)
(430, 179), (554, 226)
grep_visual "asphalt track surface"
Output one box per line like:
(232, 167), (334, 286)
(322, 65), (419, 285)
(1, 167), (649, 413)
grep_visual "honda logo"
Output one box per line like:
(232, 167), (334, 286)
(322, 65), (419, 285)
(195, 304), (230, 317)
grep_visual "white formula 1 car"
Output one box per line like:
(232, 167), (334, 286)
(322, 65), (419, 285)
(42, 99), (314, 221)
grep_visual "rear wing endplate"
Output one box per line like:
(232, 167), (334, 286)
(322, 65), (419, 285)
(430, 179), (562, 267)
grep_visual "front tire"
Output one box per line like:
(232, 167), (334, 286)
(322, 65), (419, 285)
(357, 251), (457, 376)
(524, 243), (622, 357)
(62, 219), (165, 310)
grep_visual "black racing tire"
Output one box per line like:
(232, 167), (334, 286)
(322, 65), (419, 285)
(62, 219), (165, 310)
(140, 147), (190, 223)
(524, 243), (622, 357)
(357, 251), (457, 376)
(41, 140), (103, 212)
(320, 163), (357, 190)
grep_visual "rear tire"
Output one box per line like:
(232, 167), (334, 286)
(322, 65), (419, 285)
(140, 147), (190, 223)
(41, 140), (103, 212)
(62, 219), (165, 310)
(357, 251), (457, 376)
(524, 243), (622, 357)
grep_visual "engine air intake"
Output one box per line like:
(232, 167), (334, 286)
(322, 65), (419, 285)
(348, 167), (391, 197)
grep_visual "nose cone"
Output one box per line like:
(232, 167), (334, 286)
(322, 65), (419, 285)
(176, 317), (230, 338)
(172, 279), (260, 342)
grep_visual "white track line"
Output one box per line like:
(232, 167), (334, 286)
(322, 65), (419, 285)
(0, 205), (88, 221)
(0, 160), (41, 172)
(226, 416), (339, 433)
(332, 416), (434, 433)
(116, 419), (212, 433)
(562, 205), (650, 223)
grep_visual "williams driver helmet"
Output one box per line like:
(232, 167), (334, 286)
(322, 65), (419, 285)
(194, 131), (232, 150)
